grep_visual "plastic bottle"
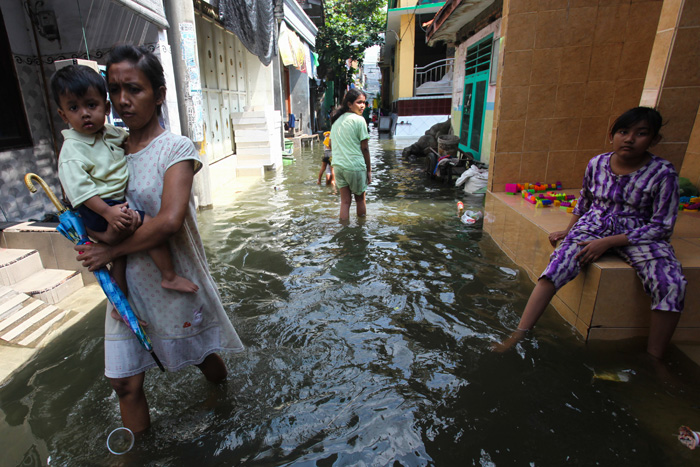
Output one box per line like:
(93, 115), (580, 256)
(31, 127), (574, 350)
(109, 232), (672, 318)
(457, 201), (464, 217)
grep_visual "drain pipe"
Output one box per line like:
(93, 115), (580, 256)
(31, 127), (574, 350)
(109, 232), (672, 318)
(163, 0), (212, 209)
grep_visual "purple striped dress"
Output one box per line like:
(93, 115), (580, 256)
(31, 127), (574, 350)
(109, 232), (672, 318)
(541, 152), (686, 312)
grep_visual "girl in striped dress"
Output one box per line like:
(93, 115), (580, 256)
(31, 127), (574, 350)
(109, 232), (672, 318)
(500, 107), (686, 359)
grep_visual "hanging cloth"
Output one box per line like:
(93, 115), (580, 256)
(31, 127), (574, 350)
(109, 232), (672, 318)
(219, 0), (275, 66)
(278, 21), (296, 67)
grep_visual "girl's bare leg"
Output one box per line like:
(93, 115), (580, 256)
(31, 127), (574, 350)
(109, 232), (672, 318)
(517, 279), (557, 330)
(196, 353), (228, 383)
(647, 310), (681, 359)
(109, 373), (150, 433)
(355, 192), (367, 217)
(493, 279), (556, 352)
(339, 186), (352, 220)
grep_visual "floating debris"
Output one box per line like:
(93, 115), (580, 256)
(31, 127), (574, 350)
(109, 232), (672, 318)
(590, 369), (634, 383)
(678, 426), (699, 450)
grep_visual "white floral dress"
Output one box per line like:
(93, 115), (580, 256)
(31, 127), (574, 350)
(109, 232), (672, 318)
(104, 131), (244, 378)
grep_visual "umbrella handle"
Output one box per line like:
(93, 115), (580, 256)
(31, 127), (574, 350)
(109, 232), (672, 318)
(24, 173), (67, 213)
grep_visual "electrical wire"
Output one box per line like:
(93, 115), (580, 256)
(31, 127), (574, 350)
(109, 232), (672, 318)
(399, 2), (422, 42)
(76, 0), (90, 59)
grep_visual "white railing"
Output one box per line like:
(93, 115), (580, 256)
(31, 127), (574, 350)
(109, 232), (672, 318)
(414, 58), (454, 96)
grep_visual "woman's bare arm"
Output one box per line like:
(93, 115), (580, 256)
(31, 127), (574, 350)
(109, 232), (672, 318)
(75, 160), (194, 271)
(361, 139), (371, 184)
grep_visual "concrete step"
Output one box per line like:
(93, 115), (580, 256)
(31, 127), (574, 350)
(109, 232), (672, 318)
(236, 154), (273, 165)
(0, 286), (68, 348)
(12, 269), (84, 305)
(236, 146), (271, 157)
(0, 249), (44, 286)
(236, 166), (265, 177)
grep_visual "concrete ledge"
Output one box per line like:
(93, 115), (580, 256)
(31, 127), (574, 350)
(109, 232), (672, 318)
(0, 283), (106, 387)
(484, 190), (700, 343)
(1, 223), (95, 285)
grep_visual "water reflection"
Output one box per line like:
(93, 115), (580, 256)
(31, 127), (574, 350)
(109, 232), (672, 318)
(1, 131), (699, 466)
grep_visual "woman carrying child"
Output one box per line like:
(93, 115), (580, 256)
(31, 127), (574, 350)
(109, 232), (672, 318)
(50, 64), (198, 297)
(329, 89), (371, 220)
(75, 45), (244, 433)
(497, 107), (686, 359)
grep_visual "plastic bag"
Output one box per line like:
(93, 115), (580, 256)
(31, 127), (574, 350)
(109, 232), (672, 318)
(456, 166), (488, 194)
(460, 210), (482, 224)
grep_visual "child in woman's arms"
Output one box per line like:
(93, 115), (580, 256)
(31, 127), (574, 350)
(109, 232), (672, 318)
(51, 65), (199, 304)
(494, 107), (686, 359)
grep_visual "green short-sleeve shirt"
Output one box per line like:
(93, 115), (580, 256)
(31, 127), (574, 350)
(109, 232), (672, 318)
(58, 124), (129, 207)
(330, 112), (369, 171)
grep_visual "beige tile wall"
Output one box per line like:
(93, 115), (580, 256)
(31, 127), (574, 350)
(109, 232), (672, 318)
(683, 106), (700, 187)
(490, 0), (665, 191)
(642, 0), (700, 174)
(675, 1), (700, 187)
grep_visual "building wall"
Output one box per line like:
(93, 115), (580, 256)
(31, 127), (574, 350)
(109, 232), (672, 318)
(641, 0), (700, 176)
(396, 14), (416, 99)
(196, 14), (248, 163)
(451, 19), (501, 166)
(245, 51), (275, 109)
(1, 5), (73, 222)
(1, 57), (61, 222)
(685, 105), (700, 188)
(489, 0), (665, 191)
(648, 0), (700, 188)
(0, 1), (165, 222)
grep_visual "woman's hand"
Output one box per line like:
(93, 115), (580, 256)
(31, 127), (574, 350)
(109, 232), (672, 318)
(548, 230), (568, 247)
(367, 170), (372, 185)
(75, 242), (113, 271)
(575, 238), (612, 265)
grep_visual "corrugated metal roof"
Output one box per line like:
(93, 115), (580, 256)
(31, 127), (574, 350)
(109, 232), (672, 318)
(425, 0), (495, 46)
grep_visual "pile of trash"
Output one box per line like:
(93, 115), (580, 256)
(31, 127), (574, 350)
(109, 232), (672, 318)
(401, 119), (452, 158)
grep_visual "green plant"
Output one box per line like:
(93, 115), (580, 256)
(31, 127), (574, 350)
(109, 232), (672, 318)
(316, 0), (386, 101)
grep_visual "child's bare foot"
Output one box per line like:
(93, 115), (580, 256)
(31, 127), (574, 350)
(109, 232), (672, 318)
(162, 275), (199, 293)
(111, 307), (122, 321)
(110, 306), (148, 326)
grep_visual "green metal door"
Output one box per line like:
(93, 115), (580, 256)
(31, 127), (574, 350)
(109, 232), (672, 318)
(458, 36), (492, 161)
(459, 72), (488, 160)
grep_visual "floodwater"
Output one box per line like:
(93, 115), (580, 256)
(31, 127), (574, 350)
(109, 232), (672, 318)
(1, 130), (699, 466)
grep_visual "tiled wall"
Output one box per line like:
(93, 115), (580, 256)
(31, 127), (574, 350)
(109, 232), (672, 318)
(489, 0), (664, 191)
(684, 106), (700, 187)
(643, 0), (700, 172)
(672, 0), (700, 187)
(450, 20), (501, 165)
(0, 60), (63, 223)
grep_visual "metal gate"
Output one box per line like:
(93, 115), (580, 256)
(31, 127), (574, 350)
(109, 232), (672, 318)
(196, 15), (248, 163)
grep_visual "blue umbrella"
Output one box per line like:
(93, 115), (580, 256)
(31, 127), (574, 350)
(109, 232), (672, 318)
(24, 173), (165, 371)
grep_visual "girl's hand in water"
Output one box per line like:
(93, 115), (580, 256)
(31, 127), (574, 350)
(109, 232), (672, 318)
(75, 242), (113, 271)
